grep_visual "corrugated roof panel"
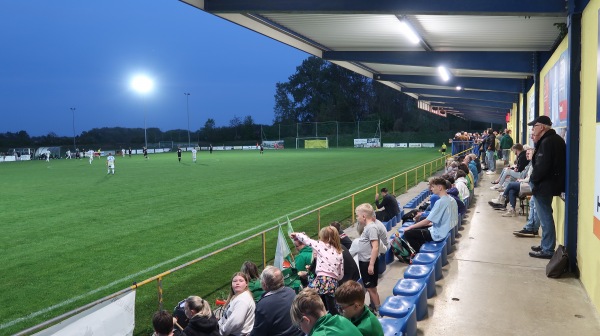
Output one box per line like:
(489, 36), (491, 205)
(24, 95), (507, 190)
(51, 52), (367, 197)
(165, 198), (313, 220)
(363, 63), (529, 79)
(413, 15), (565, 51)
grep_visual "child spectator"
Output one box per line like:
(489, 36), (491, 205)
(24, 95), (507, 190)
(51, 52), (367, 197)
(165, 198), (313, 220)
(290, 288), (362, 336)
(174, 296), (219, 336)
(335, 280), (384, 336)
(240, 261), (264, 302)
(218, 272), (255, 336)
(291, 227), (344, 314)
(153, 310), (174, 336)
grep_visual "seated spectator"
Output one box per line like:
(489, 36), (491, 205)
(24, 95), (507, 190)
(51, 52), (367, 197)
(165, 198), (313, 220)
(218, 272), (255, 336)
(403, 177), (458, 252)
(374, 187), (400, 222)
(454, 170), (470, 203)
(335, 280), (384, 336)
(292, 239), (313, 287)
(240, 261), (264, 302)
(491, 145), (531, 190)
(330, 221), (352, 250)
(290, 288), (362, 336)
(174, 296), (219, 336)
(469, 153), (482, 174)
(458, 163), (474, 193)
(153, 310), (175, 336)
(444, 175), (466, 217)
(250, 266), (302, 336)
(464, 155), (479, 184)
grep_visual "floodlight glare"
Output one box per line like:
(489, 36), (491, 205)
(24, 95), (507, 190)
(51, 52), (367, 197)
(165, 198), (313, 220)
(456, 86), (463, 91)
(437, 66), (451, 82)
(131, 75), (154, 94)
(399, 21), (421, 44)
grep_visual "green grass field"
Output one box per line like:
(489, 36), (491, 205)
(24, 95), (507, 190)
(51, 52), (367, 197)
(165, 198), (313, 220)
(0, 148), (442, 335)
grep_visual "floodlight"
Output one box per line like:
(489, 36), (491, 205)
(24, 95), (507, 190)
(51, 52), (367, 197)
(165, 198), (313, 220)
(456, 86), (463, 91)
(131, 75), (154, 94)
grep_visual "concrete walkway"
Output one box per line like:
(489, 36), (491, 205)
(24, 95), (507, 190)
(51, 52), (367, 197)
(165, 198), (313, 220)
(356, 168), (600, 335)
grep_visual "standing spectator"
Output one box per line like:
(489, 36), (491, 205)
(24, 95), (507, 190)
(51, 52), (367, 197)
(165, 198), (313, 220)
(335, 280), (384, 336)
(250, 266), (302, 336)
(350, 203), (383, 315)
(374, 187), (400, 222)
(177, 147), (182, 162)
(106, 152), (115, 175)
(174, 296), (219, 336)
(403, 177), (458, 252)
(290, 288), (362, 336)
(500, 130), (514, 165)
(485, 128), (497, 174)
(218, 272), (255, 336)
(291, 227), (344, 315)
(191, 147), (198, 163)
(153, 310), (175, 336)
(527, 115), (566, 259)
(330, 221), (352, 250)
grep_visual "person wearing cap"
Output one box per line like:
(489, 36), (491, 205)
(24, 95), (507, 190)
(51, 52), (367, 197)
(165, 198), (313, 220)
(527, 115), (566, 259)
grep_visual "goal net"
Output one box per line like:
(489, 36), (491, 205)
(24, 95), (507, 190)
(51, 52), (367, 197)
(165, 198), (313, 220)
(296, 137), (329, 149)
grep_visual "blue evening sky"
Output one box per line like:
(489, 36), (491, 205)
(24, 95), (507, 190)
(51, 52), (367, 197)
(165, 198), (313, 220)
(0, 0), (309, 136)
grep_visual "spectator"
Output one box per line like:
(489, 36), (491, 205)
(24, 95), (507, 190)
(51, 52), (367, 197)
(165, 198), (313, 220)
(463, 155), (479, 184)
(330, 221), (352, 250)
(350, 203), (383, 315)
(290, 288), (362, 336)
(174, 296), (219, 336)
(500, 129), (514, 165)
(528, 115), (566, 259)
(240, 261), (264, 302)
(513, 194), (541, 237)
(335, 280), (384, 336)
(491, 144), (530, 190)
(445, 176), (466, 217)
(218, 272), (255, 336)
(291, 227), (344, 314)
(292, 239), (313, 287)
(153, 310), (175, 336)
(374, 187), (400, 222)
(485, 128), (497, 174)
(454, 170), (470, 203)
(250, 266), (302, 336)
(403, 177), (458, 252)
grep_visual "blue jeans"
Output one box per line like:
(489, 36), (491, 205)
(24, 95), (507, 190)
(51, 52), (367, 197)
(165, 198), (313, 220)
(523, 195), (540, 232)
(534, 194), (556, 254)
(498, 169), (523, 186)
(486, 150), (496, 171)
(503, 182), (520, 209)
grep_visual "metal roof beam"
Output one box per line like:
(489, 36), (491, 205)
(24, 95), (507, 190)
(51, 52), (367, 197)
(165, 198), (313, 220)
(376, 74), (525, 93)
(404, 88), (518, 103)
(323, 51), (547, 74)
(431, 104), (506, 114)
(423, 97), (513, 109)
(202, 0), (566, 16)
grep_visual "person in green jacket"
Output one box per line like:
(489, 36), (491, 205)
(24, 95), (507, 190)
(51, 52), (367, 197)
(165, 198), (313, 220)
(291, 288), (362, 336)
(241, 261), (265, 302)
(499, 129), (514, 165)
(293, 238), (314, 287)
(335, 280), (384, 336)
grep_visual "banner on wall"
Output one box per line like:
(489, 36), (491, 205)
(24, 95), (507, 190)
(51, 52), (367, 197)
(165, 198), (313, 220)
(543, 49), (569, 142)
(527, 88), (536, 147)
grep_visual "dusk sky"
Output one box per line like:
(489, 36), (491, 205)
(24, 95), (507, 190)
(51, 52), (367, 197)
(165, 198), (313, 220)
(0, 0), (309, 136)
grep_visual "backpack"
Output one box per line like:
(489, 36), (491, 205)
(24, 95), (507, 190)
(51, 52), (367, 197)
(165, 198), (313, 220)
(390, 235), (415, 263)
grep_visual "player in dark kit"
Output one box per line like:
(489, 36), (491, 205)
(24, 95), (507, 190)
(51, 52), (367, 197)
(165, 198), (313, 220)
(177, 147), (182, 162)
(143, 147), (148, 159)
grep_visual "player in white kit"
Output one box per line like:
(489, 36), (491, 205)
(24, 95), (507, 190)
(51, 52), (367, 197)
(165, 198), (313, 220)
(88, 149), (94, 164)
(106, 153), (115, 174)
(191, 147), (197, 163)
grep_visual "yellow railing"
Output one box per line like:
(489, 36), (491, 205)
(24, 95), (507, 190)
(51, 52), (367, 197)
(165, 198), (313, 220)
(16, 151), (464, 336)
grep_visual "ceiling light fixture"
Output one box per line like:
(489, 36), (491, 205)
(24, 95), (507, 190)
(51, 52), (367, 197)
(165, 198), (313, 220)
(438, 66), (451, 82)
(399, 21), (421, 44)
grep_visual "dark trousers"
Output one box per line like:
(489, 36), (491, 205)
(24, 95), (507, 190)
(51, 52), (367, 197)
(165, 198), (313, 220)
(403, 228), (433, 253)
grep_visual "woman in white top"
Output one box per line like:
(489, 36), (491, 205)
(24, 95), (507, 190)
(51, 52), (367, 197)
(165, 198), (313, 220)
(218, 272), (255, 336)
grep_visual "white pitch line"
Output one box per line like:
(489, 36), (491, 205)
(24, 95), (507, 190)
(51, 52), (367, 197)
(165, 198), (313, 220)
(1, 162), (427, 330)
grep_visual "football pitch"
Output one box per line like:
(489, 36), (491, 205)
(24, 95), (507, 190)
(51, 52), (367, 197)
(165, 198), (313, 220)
(0, 148), (441, 334)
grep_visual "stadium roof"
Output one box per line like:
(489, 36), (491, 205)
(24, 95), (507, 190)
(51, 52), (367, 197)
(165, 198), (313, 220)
(180, 0), (571, 124)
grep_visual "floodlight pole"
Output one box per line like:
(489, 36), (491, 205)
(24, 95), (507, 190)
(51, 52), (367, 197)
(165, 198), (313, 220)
(144, 106), (148, 149)
(70, 107), (76, 150)
(185, 92), (191, 147)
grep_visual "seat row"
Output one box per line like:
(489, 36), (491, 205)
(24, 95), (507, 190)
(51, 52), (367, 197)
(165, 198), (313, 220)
(377, 202), (469, 335)
(403, 189), (432, 209)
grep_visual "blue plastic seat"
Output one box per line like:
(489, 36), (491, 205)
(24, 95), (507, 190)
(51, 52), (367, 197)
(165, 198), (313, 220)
(420, 240), (448, 266)
(379, 295), (413, 318)
(379, 305), (417, 336)
(411, 252), (442, 281)
(404, 264), (436, 298)
(392, 278), (428, 320)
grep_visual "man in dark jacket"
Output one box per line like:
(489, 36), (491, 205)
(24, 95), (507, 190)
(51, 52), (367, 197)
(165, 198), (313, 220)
(485, 128), (497, 174)
(251, 266), (303, 336)
(374, 188), (400, 222)
(528, 116), (566, 259)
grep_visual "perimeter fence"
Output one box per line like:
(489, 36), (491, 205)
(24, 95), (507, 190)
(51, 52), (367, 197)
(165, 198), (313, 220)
(16, 150), (470, 336)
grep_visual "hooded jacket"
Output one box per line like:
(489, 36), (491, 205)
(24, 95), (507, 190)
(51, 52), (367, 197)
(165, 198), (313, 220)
(176, 314), (220, 336)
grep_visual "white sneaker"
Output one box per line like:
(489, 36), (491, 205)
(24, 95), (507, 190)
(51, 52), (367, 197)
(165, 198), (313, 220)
(490, 186), (498, 190)
(486, 171), (496, 175)
(501, 209), (517, 217)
